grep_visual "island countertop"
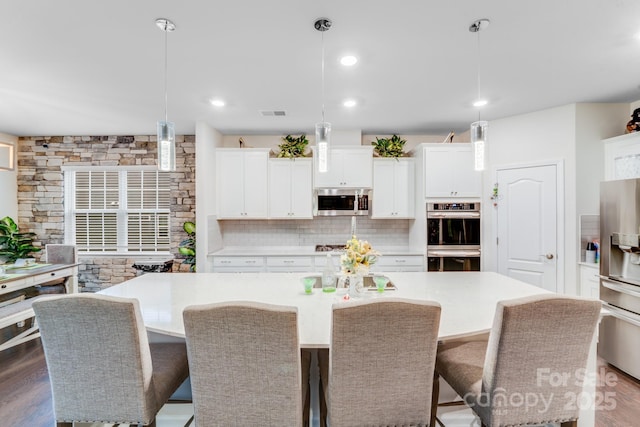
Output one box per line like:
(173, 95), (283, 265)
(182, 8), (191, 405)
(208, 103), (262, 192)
(99, 271), (548, 347)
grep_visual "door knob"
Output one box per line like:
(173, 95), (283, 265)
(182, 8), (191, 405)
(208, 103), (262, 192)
(541, 253), (554, 260)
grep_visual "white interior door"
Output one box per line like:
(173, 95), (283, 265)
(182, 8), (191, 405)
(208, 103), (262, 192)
(497, 164), (558, 292)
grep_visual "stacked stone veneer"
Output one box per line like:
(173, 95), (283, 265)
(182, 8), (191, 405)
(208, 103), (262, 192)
(17, 135), (195, 291)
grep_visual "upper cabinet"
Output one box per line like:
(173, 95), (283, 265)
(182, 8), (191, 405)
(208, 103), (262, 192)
(604, 132), (640, 181)
(371, 158), (415, 218)
(268, 158), (313, 219)
(423, 144), (481, 198)
(216, 148), (269, 219)
(313, 147), (373, 188)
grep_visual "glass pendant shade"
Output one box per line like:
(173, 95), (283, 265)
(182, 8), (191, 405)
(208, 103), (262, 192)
(157, 120), (176, 172)
(316, 121), (331, 173)
(471, 120), (487, 171)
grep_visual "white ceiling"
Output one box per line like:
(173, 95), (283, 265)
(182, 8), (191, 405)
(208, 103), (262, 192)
(1, 0), (640, 137)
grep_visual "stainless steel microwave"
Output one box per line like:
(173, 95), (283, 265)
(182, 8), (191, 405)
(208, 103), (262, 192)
(314, 189), (370, 216)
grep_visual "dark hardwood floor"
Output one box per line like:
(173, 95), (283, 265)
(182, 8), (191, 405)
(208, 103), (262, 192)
(1, 322), (639, 427)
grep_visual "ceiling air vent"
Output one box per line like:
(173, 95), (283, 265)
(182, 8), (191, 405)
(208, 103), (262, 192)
(260, 110), (287, 117)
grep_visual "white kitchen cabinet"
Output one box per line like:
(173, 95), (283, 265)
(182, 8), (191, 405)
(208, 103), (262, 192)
(313, 147), (373, 188)
(266, 256), (313, 272)
(579, 263), (600, 298)
(604, 132), (640, 180)
(424, 144), (481, 198)
(370, 255), (425, 272)
(371, 158), (415, 218)
(216, 148), (269, 219)
(268, 158), (313, 219)
(211, 256), (265, 272)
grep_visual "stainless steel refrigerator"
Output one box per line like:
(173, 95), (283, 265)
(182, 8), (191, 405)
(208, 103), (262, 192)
(599, 178), (640, 380)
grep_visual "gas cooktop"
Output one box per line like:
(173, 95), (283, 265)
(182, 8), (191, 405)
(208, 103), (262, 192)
(314, 244), (346, 252)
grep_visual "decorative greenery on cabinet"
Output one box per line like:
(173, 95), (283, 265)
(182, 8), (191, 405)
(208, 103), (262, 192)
(371, 134), (407, 158)
(277, 134), (309, 158)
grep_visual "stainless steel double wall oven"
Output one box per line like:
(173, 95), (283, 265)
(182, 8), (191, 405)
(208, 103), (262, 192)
(427, 202), (481, 271)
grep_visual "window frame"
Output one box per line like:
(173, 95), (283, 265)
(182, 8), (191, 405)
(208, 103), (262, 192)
(63, 165), (172, 256)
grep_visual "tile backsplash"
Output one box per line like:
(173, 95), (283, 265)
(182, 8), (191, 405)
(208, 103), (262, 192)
(220, 217), (410, 247)
(579, 214), (600, 262)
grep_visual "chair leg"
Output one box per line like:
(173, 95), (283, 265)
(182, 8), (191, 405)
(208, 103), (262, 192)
(430, 371), (439, 427)
(560, 422), (577, 427)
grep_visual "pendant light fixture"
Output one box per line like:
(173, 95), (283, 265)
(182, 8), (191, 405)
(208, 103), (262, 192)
(315, 18), (332, 173)
(469, 18), (489, 171)
(156, 18), (176, 172)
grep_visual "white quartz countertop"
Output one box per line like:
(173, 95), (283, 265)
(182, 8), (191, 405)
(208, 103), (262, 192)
(100, 271), (549, 347)
(208, 246), (424, 256)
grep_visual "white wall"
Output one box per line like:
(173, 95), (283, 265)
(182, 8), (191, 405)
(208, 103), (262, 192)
(0, 132), (18, 220)
(483, 104), (576, 292)
(574, 103), (628, 216)
(195, 121), (223, 272)
(221, 132), (464, 152)
(483, 102), (629, 295)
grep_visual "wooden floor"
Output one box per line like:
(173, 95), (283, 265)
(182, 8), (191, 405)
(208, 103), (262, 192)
(1, 322), (639, 427)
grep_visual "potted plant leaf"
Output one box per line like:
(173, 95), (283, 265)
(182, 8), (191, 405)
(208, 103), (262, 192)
(178, 221), (196, 272)
(0, 216), (41, 263)
(371, 134), (407, 158)
(277, 134), (309, 158)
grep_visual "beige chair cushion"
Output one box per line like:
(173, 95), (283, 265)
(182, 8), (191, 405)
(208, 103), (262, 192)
(326, 298), (441, 427)
(436, 294), (601, 427)
(183, 301), (302, 427)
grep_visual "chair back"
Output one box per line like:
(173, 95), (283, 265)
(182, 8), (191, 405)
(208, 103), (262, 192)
(183, 301), (302, 427)
(328, 298), (441, 426)
(45, 244), (78, 264)
(480, 295), (601, 426)
(33, 294), (157, 424)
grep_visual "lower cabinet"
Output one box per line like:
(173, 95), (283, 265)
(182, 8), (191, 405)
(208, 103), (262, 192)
(266, 257), (313, 272)
(212, 257), (265, 273)
(370, 255), (425, 273)
(210, 254), (425, 273)
(579, 263), (599, 298)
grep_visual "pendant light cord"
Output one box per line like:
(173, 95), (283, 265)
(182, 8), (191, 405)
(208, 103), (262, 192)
(321, 29), (326, 123)
(163, 21), (169, 123)
(476, 28), (481, 122)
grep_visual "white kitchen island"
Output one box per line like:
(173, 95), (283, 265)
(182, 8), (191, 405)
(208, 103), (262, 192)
(99, 271), (596, 427)
(99, 271), (550, 345)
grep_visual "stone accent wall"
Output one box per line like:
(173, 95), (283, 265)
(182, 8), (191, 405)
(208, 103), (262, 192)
(16, 135), (196, 291)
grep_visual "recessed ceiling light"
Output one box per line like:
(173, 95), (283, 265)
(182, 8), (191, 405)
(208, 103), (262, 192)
(210, 99), (225, 107)
(343, 99), (357, 108)
(340, 55), (358, 66)
(473, 99), (488, 107)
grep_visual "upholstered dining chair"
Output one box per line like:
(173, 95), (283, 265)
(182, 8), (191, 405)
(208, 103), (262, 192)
(183, 301), (304, 427)
(320, 298), (442, 427)
(432, 294), (601, 427)
(32, 293), (190, 427)
(45, 244), (78, 264)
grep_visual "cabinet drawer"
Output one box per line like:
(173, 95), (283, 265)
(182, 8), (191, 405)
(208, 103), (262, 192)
(377, 256), (424, 267)
(0, 275), (34, 294)
(213, 257), (265, 268)
(266, 257), (312, 268)
(32, 267), (75, 286)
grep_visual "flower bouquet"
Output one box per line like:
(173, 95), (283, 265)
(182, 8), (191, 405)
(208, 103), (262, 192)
(340, 236), (380, 296)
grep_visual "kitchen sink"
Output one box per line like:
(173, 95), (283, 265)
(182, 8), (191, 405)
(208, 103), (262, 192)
(302, 274), (396, 290)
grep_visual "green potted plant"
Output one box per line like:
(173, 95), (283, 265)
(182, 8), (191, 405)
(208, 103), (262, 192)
(277, 134), (309, 158)
(371, 134), (407, 158)
(0, 216), (41, 263)
(179, 221), (196, 272)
